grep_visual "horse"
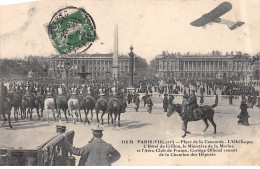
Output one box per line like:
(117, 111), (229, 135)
(0, 93), (13, 128)
(35, 94), (45, 121)
(107, 98), (122, 127)
(10, 93), (22, 121)
(21, 95), (35, 120)
(56, 94), (70, 123)
(167, 103), (217, 138)
(79, 95), (96, 125)
(95, 97), (108, 125)
(44, 97), (57, 123)
(67, 97), (81, 124)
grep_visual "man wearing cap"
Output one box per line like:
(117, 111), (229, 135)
(134, 93), (140, 112)
(163, 94), (168, 112)
(64, 126), (121, 166)
(56, 125), (66, 134)
(146, 94), (153, 113)
(185, 90), (198, 120)
(168, 94), (175, 105)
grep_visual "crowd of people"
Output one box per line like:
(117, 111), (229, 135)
(0, 77), (259, 127)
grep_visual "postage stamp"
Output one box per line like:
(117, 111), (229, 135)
(47, 6), (96, 54)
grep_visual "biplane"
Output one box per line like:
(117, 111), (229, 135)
(190, 1), (244, 30)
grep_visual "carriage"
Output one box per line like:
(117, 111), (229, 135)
(0, 131), (75, 166)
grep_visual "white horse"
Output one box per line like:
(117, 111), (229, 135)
(44, 98), (57, 122)
(67, 98), (81, 124)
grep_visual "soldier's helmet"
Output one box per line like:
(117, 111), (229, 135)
(56, 125), (66, 134)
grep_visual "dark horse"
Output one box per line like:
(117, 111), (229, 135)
(10, 93), (22, 121)
(95, 97), (109, 125)
(79, 95), (96, 125)
(56, 94), (70, 123)
(35, 94), (45, 121)
(107, 98), (122, 127)
(0, 93), (13, 128)
(21, 95), (35, 120)
(167, 103), (217, 138)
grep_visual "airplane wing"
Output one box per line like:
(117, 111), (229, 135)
(190, 1), (232, 27)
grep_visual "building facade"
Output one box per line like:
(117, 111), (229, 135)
(153, 51), (254, 80)
(48, 53), (135, 81)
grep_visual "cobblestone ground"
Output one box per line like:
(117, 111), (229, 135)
(0, 95), (259, 165)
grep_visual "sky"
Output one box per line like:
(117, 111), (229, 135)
(0, 0), (260, 63)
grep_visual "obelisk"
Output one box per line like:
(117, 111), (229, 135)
(112, 24), (119, 80)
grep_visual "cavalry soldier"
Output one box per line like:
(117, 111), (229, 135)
(64, 125), (121, 166)
(0, 82), (7, 97)
(184, 90), (198, 120)
(45, 84), (56, 105)
(57, 84), (64, 96)
(71, 84), (78, 95)
(168, 94), (175, 105)
(134, 93), (140, 112)
(163, 93), (168, 112)
(146, 94), (153, 113)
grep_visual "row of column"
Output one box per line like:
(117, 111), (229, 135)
(54, 59), (130, 77)
(183, 60), (227, 71)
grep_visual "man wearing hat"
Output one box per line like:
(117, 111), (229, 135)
(56, 125), (66, 134)
(146, 94), (153, 113)
(185, 90), (198, 120)
(64, 125), (121, 166)
(134, 93), (140, 112)
(163, 93), (168, 112)
(168, 94), (175, 105)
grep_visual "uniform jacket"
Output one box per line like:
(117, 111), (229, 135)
(66, 138), (121, 166)
(146, 97), (153, 106)
(187, 94), (198, 110)
(135, 97), (140, 105)
(163, 97), (168, 108)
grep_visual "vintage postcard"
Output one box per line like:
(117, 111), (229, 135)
(0, 0), (259, 166)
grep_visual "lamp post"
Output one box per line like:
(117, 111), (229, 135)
(129, 45), (134, 87)
(127, 45), (135, 92)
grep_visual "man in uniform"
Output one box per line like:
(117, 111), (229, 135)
(163, 93), (168, 112)
(134, 93), (140, 112)
(185, 90), (198, 120)
(64, 125), (121, 166)
(57, 84), (64, 96)
(228, 94), (234, 105)
(146, 94), (153, 113)
(168, 94), (175, 106)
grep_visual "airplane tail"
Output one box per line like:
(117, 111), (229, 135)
(229, 21), (245, 30)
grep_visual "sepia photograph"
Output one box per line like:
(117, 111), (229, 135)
(0, 0), (259, 166)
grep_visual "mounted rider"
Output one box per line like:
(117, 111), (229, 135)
(57, 84), (66, 96)
(22, 81), (35, 100)
(70, 83), (79, 99)
(183, 90), (198, 120)
(0, 82), (7, 98)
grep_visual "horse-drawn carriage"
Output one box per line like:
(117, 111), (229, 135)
(0, 131), (75, 166)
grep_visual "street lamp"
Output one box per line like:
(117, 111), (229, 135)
(126, 45), (135, 92)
